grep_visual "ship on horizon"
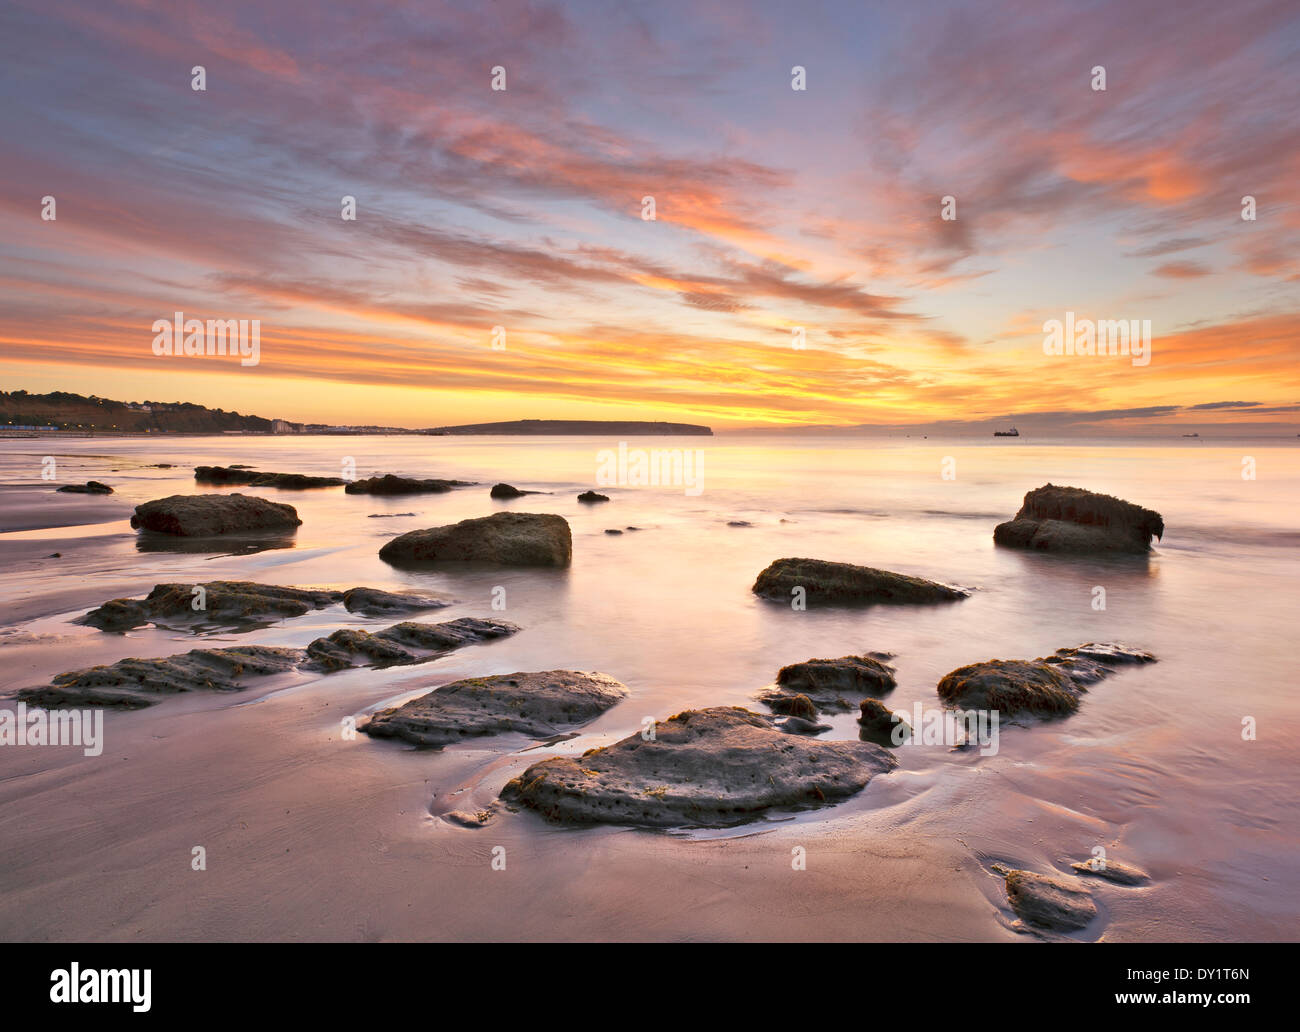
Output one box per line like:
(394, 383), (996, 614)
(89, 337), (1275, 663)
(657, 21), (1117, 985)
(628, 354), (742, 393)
(993, 426), (1020, 437)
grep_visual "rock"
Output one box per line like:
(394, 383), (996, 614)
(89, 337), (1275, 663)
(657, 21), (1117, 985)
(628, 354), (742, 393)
(1070, 858), (1150, 886)
(728, 520), (752, 527)
(48, 552), (61, 558)
(1001, 868), (1097, 931)
(858, 698), (911, 746)
(18, 645), (306, 709)
(367, 512), (416, 518)
(765, 693), (818, 719)
(344, 474), (474, 495)
(752, 558), (970, 606)
(194, 465), (345, 489)
(936, 642), (1155, 717)
(363, 670), (628, 748)
(762, 655), (897, 714)
(444, 809), (495, 828)
(577, 491), (609, 503)
(993, 484), (1164, 554)
(130, 494), (301, 536)
(490, 483), (542, 498)
(625, 526), (641, 531)
(339, 587), (452, 617)
(778, 715), (832, 735)
(20, 617), (518, 708)
(302, 617), (517, 672)
(500, 707), (896, 827)
(56, 481), (113, 494)
(604, 528), (623, 535)
(82, 581), (340, 631)
(378, 512), (572, 567)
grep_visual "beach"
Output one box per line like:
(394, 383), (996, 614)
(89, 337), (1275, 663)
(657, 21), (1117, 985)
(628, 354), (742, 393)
(1, 433), (1297, 941)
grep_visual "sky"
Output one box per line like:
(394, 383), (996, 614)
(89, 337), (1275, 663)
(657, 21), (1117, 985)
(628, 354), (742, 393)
(1, 0), (1298, 433)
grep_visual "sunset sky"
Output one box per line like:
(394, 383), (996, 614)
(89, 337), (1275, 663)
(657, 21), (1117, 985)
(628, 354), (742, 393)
(2, 0), (1298, 432)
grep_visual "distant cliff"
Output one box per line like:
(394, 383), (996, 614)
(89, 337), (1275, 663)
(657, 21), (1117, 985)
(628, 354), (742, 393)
(0, 390), (272, 433)
(425, 419), (712, 436)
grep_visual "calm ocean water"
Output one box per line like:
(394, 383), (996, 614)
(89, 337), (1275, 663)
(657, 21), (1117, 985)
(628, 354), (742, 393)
(1, 433), (1297, 940)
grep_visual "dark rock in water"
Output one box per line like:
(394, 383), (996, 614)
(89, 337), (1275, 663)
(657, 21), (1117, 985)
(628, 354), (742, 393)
(624, 526), (641, 531)
(367, 512), (416, 518)
(363, 670), (628, 748)
(1070, 857), (1150, 886)
(302, 617), (516, 672)
(500, 707), (896, 827)
(765, 655), (897, 714)
(20, 617), (518, 708)
(48, 552), (61, 558)
(81, 582), (451, 631)
(752, 557), (969, 606)
(604, 528), (623, 535)
(56, 481), (113, 494)
(379, 512), (571, 567)
(577, 490), (609, 503)
(345, 474), (474, 495)
(194, 465), (345, 489)
(765, 692), (818, 720)
(130, 494), (301, 536)
(82, 581), (339, 631)
(728, 520), (752, 527)
(340, 587), (452, 617)
(778, 715), (832, 735)
(490, 483), (542, 498)
(937, 642), (1155, 717)
(1000, 868), (1097, 931)
(858, 698), (911, 746)
(993, 483), (1164, 554)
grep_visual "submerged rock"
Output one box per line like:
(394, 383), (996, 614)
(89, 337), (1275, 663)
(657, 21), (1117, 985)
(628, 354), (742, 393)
(752, 558), (969, 606)
(1070, 857), (1150, 886)
(379, 512), (572, 566)
(761, 654), (897, 714)
(500, 707), (896, 827)
(20, 617), (517, 708)
(444, 809), (495, 828)
(1000, 868), (1097, 931)
(490, 483), (542, 499)
(362, 670), (628, 748)
(993, 484), (1164, 554)
(339, 587), (452, 617)
(81, 582), (450, 631)
(194, 465), (345, 489)
(936, 642), (1155, 717)
(130, 494), (301, 536)
(858, 698), (911, 746)
(345, 474), (474, 495)
(56, 481), (113, 494)
(302, 617), (515, 672)
(577, 491), (609, 503)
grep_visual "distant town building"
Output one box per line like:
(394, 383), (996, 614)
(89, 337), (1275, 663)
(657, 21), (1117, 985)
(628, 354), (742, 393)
(271, 419), (296, 433)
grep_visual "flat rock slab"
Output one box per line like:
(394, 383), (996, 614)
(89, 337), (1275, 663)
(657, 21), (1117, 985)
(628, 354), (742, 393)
(345, 474), (474, 495)
(363, 670), (628, 748)
(18, 617), (517, 708)
(1001, 868), (1098, 931)
(501, 706), (896, 827)
(753, 558), (969, 606)
(131, 494), (301, 536)
(56, 481), (113, 494)
(379, 512), (572, 566)
(937, 642), (1155, 717)
(81, 582), (451, 630)
(195, 465), (345, 489)
(994, 483), (1164, 554)
(761, 654), (897, 714)
(1071, 858), (1150, 886)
